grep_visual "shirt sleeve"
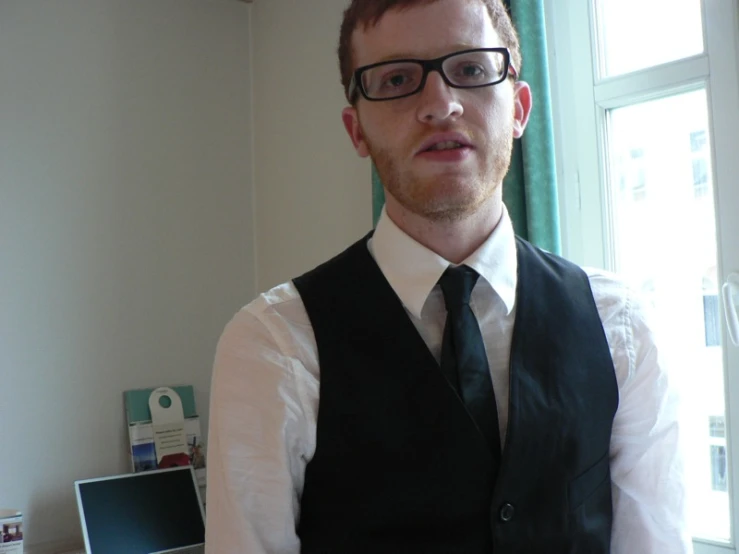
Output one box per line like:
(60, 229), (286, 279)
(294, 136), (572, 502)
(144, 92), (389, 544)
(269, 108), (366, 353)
(594, 275), (694, 553)
(204, 304), (311, 554)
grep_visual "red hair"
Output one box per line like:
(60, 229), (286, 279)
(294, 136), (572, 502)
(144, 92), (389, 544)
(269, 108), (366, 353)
(338, 0), (522, 102)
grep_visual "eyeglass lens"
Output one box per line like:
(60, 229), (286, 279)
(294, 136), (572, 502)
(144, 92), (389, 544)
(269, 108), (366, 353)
(361, 50), (508, 100)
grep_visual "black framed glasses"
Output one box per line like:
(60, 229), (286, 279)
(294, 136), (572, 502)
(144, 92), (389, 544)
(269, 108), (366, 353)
(348, 48), (517, 103)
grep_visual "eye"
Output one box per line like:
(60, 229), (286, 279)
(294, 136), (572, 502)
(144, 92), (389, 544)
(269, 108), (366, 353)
(362, 63), (422, 99)
(461, 64), (485, 77)
(452, 62), (488, 82)
(380, 70), (416, 90)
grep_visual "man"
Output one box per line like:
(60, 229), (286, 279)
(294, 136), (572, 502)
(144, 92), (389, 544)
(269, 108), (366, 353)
(205, 0), (691, 552)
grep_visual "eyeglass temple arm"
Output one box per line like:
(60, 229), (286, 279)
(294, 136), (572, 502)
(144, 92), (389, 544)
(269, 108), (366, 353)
(509, 63), (519, 80)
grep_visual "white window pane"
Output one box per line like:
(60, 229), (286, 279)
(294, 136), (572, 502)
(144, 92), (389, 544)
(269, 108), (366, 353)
(596, 0), (704, 78)
(606, 89), (729, 542)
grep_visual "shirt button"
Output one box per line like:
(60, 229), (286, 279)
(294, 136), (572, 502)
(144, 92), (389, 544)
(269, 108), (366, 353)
(499, 503), (515, 522)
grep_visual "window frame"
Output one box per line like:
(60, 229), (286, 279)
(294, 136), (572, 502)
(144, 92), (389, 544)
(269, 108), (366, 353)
(544, 1), (739, 551)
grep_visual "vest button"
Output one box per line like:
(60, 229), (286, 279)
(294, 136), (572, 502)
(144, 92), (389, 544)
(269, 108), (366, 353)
(499, 503), (515, 522)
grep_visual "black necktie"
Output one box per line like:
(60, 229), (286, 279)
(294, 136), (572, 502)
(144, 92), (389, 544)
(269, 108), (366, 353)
(439, 265), (501, 460)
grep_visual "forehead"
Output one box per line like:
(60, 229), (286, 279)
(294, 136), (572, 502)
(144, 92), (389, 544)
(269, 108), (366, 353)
(351, 0), (500, 67)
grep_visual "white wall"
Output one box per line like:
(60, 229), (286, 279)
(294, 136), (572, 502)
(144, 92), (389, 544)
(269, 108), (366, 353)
(0, 1), (254, 551)
(251, 0), (372, 291)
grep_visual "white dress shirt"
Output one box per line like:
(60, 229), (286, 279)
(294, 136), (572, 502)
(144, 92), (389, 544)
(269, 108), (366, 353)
(205, 206), (693, 554)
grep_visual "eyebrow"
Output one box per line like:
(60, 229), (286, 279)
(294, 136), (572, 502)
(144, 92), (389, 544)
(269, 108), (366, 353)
(373, 44), (485, 64)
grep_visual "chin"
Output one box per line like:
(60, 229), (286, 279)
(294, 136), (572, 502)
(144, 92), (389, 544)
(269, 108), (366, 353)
(403, 192), (485, 223)
(383, 164), (499, 219)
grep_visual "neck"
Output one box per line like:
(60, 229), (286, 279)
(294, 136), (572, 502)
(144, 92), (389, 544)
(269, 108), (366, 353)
(385, 192), (503, 264)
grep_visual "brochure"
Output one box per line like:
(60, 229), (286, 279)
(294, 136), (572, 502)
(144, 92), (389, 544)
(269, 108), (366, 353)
(0, 510), (22, 554)
(124, 385), (206, 487)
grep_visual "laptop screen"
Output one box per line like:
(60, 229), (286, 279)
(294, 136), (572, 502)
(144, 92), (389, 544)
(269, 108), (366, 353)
(75, 466), (204, 554)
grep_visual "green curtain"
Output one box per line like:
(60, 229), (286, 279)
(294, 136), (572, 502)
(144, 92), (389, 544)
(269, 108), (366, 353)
(502, 0), (560, 254)
(371, 0), (560, 255)
(372, 164), (384, 227)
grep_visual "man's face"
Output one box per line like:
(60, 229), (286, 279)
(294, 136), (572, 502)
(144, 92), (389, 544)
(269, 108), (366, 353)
(342, 0), (531, 223)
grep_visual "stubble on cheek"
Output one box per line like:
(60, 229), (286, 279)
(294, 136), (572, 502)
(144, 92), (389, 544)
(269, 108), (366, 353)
(368, 139), (478, 222)
(365, 139), (514, 223)
(359, 97), (517, 223)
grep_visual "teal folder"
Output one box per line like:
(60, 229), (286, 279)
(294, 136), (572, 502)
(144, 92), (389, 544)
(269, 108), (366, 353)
(124, 385), (198, 424)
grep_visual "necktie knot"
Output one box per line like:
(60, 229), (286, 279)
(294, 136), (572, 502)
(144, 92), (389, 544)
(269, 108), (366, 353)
(439, 265), (479, 310)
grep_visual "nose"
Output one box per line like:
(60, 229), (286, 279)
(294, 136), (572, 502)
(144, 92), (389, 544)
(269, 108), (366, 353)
(416, 70), (464, 123)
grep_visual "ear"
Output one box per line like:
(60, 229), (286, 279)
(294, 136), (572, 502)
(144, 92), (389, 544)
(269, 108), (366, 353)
(342, 106), (370, 157)
(512, 81), (533, 139)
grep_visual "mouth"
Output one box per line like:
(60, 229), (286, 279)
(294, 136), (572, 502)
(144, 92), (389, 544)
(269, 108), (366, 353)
(416, 133), (474, 156)
(424, 140), (467, 152)
(415, 134), (474, 163)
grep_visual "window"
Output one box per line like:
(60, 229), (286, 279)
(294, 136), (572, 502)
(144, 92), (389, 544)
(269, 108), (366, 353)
(710, 416), (726, 439)
(691, 130), (708, 152)
(711, 445), (728, 493)
(690, 130), (710, 198)
(594, 0), (704, 78)
(703, 294), (721, 347)
(547, 0), (739, 548)
(627, 148), (646, 201)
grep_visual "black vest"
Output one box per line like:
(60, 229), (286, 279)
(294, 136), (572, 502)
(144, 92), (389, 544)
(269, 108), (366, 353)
(293, 234), (618, 554)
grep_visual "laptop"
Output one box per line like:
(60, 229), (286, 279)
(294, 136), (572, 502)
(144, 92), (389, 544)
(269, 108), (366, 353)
(75, 465), (205, 554)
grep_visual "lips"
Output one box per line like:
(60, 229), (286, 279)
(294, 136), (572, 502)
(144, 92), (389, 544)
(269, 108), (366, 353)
(416, 132), (473, 155)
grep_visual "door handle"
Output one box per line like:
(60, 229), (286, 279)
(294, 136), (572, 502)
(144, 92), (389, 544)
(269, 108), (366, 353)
(722, 273), (739, 346)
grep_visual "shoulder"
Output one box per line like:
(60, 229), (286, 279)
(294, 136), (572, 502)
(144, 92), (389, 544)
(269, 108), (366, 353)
(294, 233), (373, 286)
(515, 237), (588, 280)
(583, 266), (653, 334)
(583, 266), (658, 387)
(514, 239), (637, 319)
(584, 267), (635, 325)
(216, 281), (315, 366)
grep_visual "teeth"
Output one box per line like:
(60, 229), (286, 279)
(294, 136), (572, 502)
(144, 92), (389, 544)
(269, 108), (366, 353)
(429, 141), (463, 151)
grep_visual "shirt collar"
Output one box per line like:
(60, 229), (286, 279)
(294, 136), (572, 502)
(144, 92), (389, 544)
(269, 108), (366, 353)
(369, 205), (518, 319)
